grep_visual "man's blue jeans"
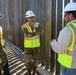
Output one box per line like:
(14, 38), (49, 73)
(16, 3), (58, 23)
(62, 66), (76, 75)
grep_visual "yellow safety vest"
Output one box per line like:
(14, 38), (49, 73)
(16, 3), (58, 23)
(23, 22), (40, 48)
(58, 23), (76, 69)
(0, 26), (5, 64)
(0, 27), (5, 47)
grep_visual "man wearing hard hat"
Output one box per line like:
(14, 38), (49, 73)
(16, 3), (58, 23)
(50, 2), (76, 75)
(21, 10), (42, 75)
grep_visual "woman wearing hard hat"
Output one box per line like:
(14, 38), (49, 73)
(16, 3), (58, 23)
(21, 10), (42, 75)
(0, 26), (10, 75)
(50, 2), (76, 75)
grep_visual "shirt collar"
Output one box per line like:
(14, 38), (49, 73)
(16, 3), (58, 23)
(69, 20), (76, 23)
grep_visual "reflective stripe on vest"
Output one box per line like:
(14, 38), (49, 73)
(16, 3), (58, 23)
(24, 22), (40, 48)
(67, 51), (76, 56)
(58, 23), (76, 69)
(0, 27), (5, 47)
(24, 34), (39, 40)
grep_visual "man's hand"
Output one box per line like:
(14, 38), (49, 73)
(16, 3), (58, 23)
(23, 28), (28, 34)
(34, 24), (38, 28)
(50, 39), (56, 46)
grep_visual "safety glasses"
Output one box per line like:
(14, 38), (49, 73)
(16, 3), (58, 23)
(64, 14), (68, 17)
(64, 13), (71, 17)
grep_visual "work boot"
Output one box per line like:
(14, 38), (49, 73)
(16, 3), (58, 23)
(36, 70), (40, 75)
(27, 69), (31, 75)
(32, 70), (35, 75)
(32, 67), (36, 75)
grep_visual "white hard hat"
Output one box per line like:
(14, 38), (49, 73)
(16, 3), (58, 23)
(64, 2), (76, 12)
(0, 26), (3, 34)
(25, 10), (35, 18)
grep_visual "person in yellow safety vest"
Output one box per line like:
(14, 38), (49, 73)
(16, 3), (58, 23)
(21, 10), (42, 75)
(0, 26), (10, 75)
(50, 2), (76, 75)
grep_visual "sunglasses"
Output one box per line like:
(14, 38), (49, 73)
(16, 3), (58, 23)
(64, 13), (71, 17)
(64, 14), (68, 17)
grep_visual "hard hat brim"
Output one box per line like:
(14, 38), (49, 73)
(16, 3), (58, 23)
(25, 14), (35, 18)
(64, 9), (76, 12)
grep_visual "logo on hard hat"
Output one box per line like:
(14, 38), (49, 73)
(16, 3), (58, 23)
(25, 10), (35, 18)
